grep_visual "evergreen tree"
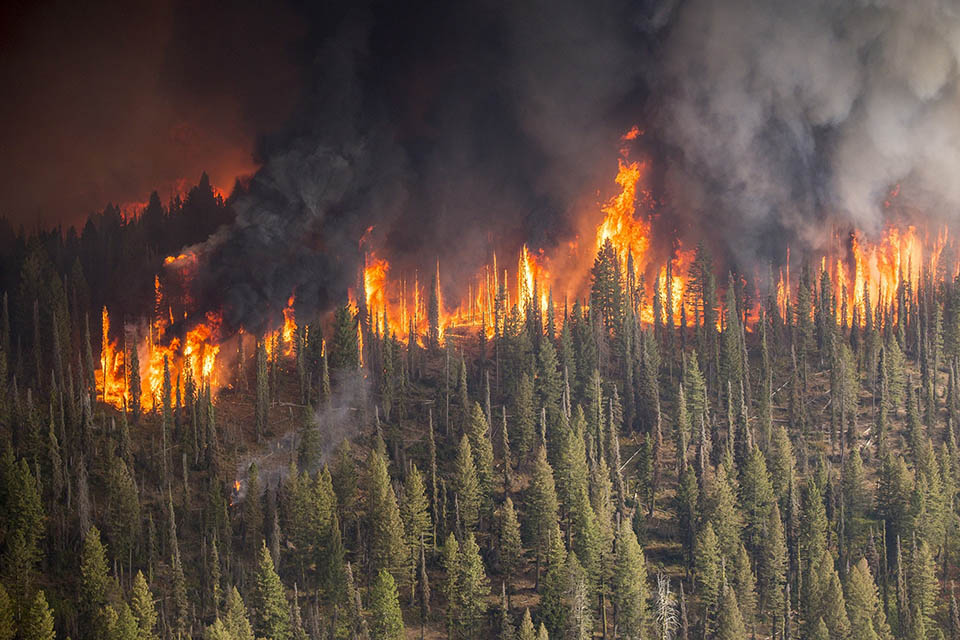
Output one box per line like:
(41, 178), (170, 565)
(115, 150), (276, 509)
(252, 541), (290, 640)
(224, 587), (255, 640)
(330, 303), (359, 370)
(130, 571), (157, 640)
(518, 609), (536, 640)
(845, 558), (892, 640)
(365, 449), (405, 579)
(401, 464), (431, 595)
(21, 590), (55, 640)
(79, 527), (110, 638)
(369, 569), (404, 640)
(455, 532), (490, 639)
(612, 518), (649, 640)
(526, 446), (559, 584)
(716, 584), (747, 640)
(695, 522), (723, 628)
(466, 402), (496, 516)
(757, 504), (788, 624)
(498, 497), (523, 595)
(454, 435), (481, 532)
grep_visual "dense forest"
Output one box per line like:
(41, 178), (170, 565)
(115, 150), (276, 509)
(2, 179), (960, 640)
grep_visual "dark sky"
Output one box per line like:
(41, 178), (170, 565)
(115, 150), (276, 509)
(0, 0), (304, 228)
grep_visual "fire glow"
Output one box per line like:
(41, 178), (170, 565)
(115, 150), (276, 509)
(96, 127), (960, 409)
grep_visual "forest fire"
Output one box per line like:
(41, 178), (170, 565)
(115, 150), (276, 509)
(94, 128), (960, 410)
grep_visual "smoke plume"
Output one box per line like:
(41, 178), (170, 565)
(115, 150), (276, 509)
(182, 0), (960, 330)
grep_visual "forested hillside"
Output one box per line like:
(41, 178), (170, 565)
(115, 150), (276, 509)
(1, 193), (959, 640)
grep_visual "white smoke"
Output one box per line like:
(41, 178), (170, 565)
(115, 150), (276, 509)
(650, 0), (960, 263)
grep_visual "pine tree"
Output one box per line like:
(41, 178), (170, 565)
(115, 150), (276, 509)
(466, 402), (496, 516)
(79, 527), (110, 637)
(498, 497), (523, 595)
(565, 553), (593, 640)
(365, 449), (405, 580)
(252, 541), (290, 640)
(401, 464), (431, 596)
(909, 538), (938, 637)
(518, 609), (536, 640)
(612, 518), (649, 640)
(20, 590), (55, 640)
(757, 503), (788, 624)
(732, 543), (757, 627)
(707, 463), (742, 563)
(526, 446), (559, 585)
(370, 569), (404, 640)
(224, 587), (255, 640)
(454, 435), (481, 532)
(514, 374), (537, 461)
(695, 522), (722, 628)
(676, 467), (699, 572)
(539, 527), (568, 638)
(442, 533), (460, 635)
(455, 532), (490, 639)
(739, 446), (774, 562)
(130, 571), (157, 640)
(845, 558), (892, 640)
(331, 303), (359, 369)
(716, 584), (747, 640)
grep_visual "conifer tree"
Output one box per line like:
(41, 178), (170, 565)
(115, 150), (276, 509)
(909, 538), (939, 637)
(694, 522), (722, 629)
(539, 527), (568, 638)
(612, 518), (649, 640)
(252, 541), (290, 640)
(498, 497), (523, 597)
(716, 583), (747, 640)
(518, 609), (536, 640)
(733, 543), (757, 627)
(466, 402), (496, 515)
(454, 435), (481, 532)
(224, 587), (255, 640)
(370, 569), (404, 640)
(130, 571), (157, 640)
(365, 449), (405, 580)
(757, 503), (788, 624)
(331, 303), (359, 369)
(20, 590), (55, 640)
(845, 558), (892, 640)
(401, 464), (431, 596)
(527, 446), (559, 585)
(441, 533), (460, 635)
(455, 532), (490, 639)
(514, 374), (536, 461)
(79, 527), (110, 638)
(739, 446), (775, 561)
(708, 463), (742, 562)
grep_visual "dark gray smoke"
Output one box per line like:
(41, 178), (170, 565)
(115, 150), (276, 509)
(180, 0), (960, 331)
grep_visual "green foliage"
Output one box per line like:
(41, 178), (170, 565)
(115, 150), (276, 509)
(454, 435), (481, 532)
(612, 518), (649, 640)
(369, 569), (404, 640)
(130, 571), (157, 640)
(21, 590), (55, 640)
(252, 542), (290, 640)
(365, 449), (405, 579)
(454, 532), (490, 638)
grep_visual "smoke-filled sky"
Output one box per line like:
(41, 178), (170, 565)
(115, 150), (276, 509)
(5, 0), (960, 328)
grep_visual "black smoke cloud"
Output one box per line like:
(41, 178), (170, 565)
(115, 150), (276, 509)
(183, 0), (960, 331)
